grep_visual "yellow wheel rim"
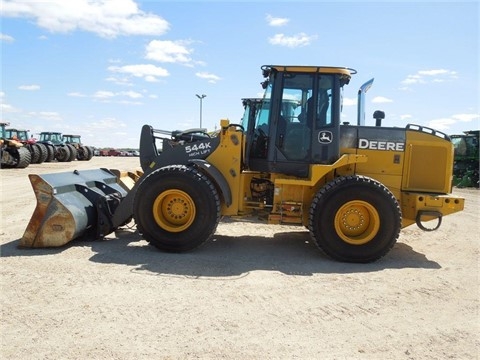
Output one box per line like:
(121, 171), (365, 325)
(334, 200), (380, 245)
(152, 189), (196, 232)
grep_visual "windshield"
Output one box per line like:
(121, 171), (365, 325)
(40, 133), (63, 144)
(255, 81), (273, 131)
(452, 136), (478, 157)
(67, 136), (81, 143)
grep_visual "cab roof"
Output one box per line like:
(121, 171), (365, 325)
(263, 65), (356, 76)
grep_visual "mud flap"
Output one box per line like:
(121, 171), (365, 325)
(21, 168), (128, 248)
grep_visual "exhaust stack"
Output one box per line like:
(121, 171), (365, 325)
(357, 78), (374, 126)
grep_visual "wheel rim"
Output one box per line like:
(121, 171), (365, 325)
(334, 200), (380, 245)
(152, 189), (196, 232)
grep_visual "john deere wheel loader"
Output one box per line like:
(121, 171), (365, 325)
(21, 65), (464, 263)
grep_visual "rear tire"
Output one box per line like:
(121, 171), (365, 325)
(67, 144), (77, 161)
(86, 146), (94, 160)
(77, 145), (87, 160)
(55, 145), (71, 162)
(43, 144), (55, 162)
(134, 165), (221, 252)
(309, 175), (401, 263)
(34, 143), (48, 163)
(28, 144), (41, 164)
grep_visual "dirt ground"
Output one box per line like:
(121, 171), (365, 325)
(1, 157), (478, 360)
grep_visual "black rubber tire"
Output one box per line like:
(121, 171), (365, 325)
(15, 147), (31, 168)
(309, 175), (401, 263)
(134, 165), (221, 252)
(34, 143), (48, 163)
(44, 144), (55, 162)
(55, 145), (71, 162)
(28, 144), (41, 164)
(77, 145), (86, 160)
(86, 146), (94, 160)
(67, 144), (77, 161)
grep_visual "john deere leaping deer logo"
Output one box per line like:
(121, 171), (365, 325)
(318, 131), (333, 144)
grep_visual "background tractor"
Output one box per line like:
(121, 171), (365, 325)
(3, 128), (48, 164)
(1, 122), (31, 168)
(451, 130), (479, 188)
(21, 65), (464, 263)
(62, 134), (95, 161)
(38, 131), (76, 162)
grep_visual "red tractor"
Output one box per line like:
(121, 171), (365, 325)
(1, 122), (31, 168)
(3, 128), (48, 164)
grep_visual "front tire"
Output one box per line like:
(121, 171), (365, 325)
(309, 175), (401, 263)
(134, 165), (221, 252)
(15, 147), (31, 168)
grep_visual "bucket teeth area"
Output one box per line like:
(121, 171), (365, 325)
(21, 169), (128, 248)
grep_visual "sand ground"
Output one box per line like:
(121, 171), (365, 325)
(1, 157), (479, 359)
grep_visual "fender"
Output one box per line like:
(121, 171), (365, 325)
(189, 159), (232, 207)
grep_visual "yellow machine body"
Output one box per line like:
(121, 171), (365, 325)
(20, 65), (465, 263)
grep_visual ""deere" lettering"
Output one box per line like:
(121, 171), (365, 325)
(358, 138), (404, 151)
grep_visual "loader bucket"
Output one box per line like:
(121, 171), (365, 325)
(21, 168), (129, 248)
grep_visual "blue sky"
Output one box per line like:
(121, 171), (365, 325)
(1, 0), (479, 148)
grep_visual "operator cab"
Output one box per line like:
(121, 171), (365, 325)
(242, 65), (354, 177)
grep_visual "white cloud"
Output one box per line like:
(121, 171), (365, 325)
(120, 90), (142, 99)
(1, 0), (169, 38)
(108, 64), (169, 82)
(1, 103), (19, 113)
(144, 75), (159, 82)
(266, 14), (289, 27)
(418, 69), (453, 76)
(372, 96), (393, 104)
(117, 100), (142, 105)
(145, 40), (193, 64)
(88, 117), (127, 130)
(428, 113), (479, 130)
(92, 90), (143, 104)
(18, 84), (40, 91)
(93, 90), (116, 99)
(195, 72), (221, 84)
(400, 114), (412, 121)
(67, 92), (87, 97)
(105, 76), (133, 86)
(0, 93), (20, 113)
(28, 111), (62, 121)
(1, 33), (15, 42)
(342, 97), (357, 106)
(428, 118), (456, 130)
(401, 69), (457, 87)
(268, 33), (317, 48)
(452, 113), (480, 123)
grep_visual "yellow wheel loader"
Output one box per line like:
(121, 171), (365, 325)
(21, 65), (465, 263)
